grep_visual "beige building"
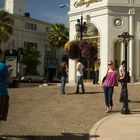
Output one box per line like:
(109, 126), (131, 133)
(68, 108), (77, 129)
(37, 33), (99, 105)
(1, 0), (62, 81)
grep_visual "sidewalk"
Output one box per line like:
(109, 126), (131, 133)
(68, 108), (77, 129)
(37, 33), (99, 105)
(89, 109), (140, 140)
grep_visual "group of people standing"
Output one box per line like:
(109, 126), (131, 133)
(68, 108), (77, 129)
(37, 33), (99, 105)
(58, 58), (129, 114)
(58, 58), (85, 95)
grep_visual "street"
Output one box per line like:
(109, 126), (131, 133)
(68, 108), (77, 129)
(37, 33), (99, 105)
(0, 83), (140, 140)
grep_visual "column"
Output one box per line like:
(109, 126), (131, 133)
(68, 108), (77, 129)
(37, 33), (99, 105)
(68, 59), (76, 84)
(121, 42), (124, 61)
(128, 8), (135, 82)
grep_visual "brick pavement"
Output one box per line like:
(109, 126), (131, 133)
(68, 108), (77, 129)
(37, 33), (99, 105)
(0, 83), (140, 140)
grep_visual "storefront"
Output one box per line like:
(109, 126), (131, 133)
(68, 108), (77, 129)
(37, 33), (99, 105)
(68, 0), (140, 83)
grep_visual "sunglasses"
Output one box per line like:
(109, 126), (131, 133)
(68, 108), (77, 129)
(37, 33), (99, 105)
(108, 63), (113, 66)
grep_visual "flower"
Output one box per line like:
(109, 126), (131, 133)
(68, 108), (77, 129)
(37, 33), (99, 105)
(64, 40), (98, 60)
(79, 40), (98, 60)
(64, 40), (80, 59)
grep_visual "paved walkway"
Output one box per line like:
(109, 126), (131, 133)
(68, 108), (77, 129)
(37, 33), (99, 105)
(89, 109), (140, 140)
(1, 83), (140, 140)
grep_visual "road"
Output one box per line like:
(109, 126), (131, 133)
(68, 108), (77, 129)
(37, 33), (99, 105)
(0, 83), (140, 140)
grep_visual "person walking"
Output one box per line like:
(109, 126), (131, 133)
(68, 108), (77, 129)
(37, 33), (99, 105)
(0, 49), (12, 122)
(59, 61), (68, 95)
(102, 61), (118, 113)
(75, 58), (85, 94)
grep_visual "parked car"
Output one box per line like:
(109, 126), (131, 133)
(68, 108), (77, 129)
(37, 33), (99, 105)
(20, 73), (47, 83)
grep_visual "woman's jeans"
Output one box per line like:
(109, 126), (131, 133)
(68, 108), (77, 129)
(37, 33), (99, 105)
(60, 76), (67, 94)
(103, 86), (114, 107)
(76, 75), (85, 93)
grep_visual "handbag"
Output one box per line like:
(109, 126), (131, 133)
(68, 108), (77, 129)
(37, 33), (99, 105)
(102, 69), (109, 83)
(102, 76), (106, 83)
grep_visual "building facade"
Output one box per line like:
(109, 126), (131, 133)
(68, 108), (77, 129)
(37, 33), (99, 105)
(2, 0), (61, 81)
(68, 0), (140, 83)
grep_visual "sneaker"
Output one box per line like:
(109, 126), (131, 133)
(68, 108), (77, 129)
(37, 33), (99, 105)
(119, 99), (123, 102)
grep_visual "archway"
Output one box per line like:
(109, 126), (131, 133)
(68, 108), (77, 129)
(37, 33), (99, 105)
(81, 22), (100, 83)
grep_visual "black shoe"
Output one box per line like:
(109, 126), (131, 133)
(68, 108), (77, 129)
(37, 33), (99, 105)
(119, 99), (123, 102)
(128, 99), (131, 102)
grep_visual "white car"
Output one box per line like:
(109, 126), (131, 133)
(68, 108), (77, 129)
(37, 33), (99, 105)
(20, 73), (47, 83)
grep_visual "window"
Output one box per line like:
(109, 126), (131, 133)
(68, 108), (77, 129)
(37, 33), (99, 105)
(24, 42), (37, 49)
(25, 22), (37, 31)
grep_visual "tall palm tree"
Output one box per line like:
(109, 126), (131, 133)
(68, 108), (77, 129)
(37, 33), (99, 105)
(48, 24), (69, 49)
(48, 24), (69, 61)
(0, 10), (13, 45)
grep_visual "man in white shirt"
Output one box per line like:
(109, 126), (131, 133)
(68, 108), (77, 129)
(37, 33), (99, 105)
(75, 58), (85, 94)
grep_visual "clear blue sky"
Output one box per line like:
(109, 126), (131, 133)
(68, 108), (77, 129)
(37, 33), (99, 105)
(0, 0), (70, 26)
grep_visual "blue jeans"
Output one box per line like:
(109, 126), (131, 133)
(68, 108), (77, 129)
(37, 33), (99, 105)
(120, 82), (125, 101)
(76, 75), (85, 93)
(95, 70), (99, 84)
(103, 86), (114, 107)
(60, 76), (67, 94)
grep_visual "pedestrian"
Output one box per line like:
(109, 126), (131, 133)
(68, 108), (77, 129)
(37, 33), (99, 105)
(119, 60), (130, 102)
(59, 61), (68, 95)
(102, 61), (118, 113)
(94, 58), (100, 84)
(118, 60), (125, 102)
(0, 49), (12, 122)
(75, 58), (85, 94)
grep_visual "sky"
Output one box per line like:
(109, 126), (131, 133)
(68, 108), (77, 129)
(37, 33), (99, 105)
(0, 0), (70, 26)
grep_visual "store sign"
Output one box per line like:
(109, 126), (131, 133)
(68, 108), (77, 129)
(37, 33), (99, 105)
(74, 0), (102, 8)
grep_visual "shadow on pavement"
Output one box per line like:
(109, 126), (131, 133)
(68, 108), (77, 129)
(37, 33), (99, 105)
(67, 91), (103, 95)
(129, 100), (140, 103)
(0, 133), (89, 140)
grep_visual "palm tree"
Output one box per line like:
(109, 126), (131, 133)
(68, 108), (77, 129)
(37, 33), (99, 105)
(48, 24), (69, 61)
(48, 23), (69, 48)
(0, 10), (13, 45)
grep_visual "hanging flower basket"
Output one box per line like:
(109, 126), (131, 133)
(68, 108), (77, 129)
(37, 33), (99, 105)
(64, 40), (98, 60)
(79, 40), (98, 60)
(64, 40), (80, 59)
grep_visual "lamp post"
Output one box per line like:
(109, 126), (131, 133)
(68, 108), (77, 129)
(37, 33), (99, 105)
(75, 16), (87, 41)
(118, 32), (134, 114)
(58, 4), (70, 8)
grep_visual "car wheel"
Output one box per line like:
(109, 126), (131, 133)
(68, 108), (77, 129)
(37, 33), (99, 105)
(27, 78), (32, 83)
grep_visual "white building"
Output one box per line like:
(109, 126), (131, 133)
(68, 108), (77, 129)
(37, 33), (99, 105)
(68, 0), (140, 83)
(2, 0), (61, 81)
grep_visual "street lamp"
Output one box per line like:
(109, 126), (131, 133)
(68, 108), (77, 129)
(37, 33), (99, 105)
(75, 16), (87, 41)
(58, 4), (70, 8)
(118, 32), (134, 114)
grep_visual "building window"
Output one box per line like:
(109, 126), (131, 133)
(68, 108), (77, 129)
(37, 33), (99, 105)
(24, 41), (37, 49)
(25, 22), (37, 31)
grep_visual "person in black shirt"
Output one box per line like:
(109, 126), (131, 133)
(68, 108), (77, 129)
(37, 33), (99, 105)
(59, 62), (68, 95)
